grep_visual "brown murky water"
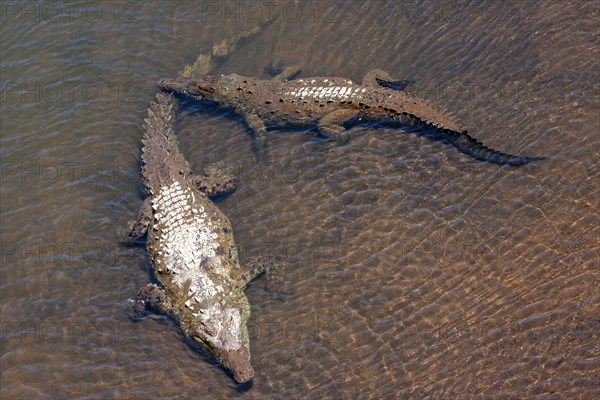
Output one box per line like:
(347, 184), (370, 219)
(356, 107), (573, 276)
(1, 1), (598, 398)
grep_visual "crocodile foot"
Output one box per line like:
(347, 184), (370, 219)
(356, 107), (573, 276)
(376, 77), (414, 91)
(362, 69), (414, 91)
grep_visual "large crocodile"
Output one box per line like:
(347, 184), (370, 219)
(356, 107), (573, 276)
(159, 69), (545, 166)
(129, 91), (275, 383)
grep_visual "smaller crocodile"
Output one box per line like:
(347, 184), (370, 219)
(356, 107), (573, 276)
(129, 92), (276, 383)
(159, 68), (545, 166)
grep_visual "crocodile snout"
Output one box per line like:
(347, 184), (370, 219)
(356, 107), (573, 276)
(233, 365), (255, 383)
(157, 78), (180, 92)
(158, 78), (210, 99)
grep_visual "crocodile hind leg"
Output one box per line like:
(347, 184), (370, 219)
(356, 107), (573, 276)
(192, 162), (238, 198)
(318, 109), (360, 144)
(134, 283), (176, 315)
(238, 257), (283, 294)
(128, 198), (152, 239)
(361, 69), (413, 91)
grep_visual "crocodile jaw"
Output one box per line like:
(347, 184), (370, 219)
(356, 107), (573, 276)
(193, 333), (254, 383)
(158, 76), (224, 100)
(234, 365), (255, 384)
(158, 77), (204, 98)
(222, 349), (255, 383)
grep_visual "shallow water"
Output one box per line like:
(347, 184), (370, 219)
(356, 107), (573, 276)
(1, 1), (598, 398)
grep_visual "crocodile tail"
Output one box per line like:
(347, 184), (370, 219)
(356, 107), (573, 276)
(141, 92), (191, 195)
(442, 128), (545, 166)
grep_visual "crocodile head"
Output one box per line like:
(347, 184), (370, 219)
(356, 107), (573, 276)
(191, 301), (254, 383)
(158, 76), (208, 99)
(158, 74), (248, 102)
(216, 339), (254, 384)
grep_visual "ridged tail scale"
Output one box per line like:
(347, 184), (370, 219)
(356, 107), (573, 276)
(141, 92), (191, 195)
(440, 128), (545, 166)
(384, 90), (544, 166)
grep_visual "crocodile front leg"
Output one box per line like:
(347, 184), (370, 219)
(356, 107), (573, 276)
(238, 256), (283, 294)
(318, 109), (360, 144)
(361, 69), (413, 91)
(192, 162), (238, 198)
(128, 198), (152, 239)
(243, 112), (269, 160)
(134, 283), (176, 315)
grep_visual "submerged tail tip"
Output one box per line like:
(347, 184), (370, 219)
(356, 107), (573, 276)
(506, 155), (547, 166)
